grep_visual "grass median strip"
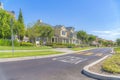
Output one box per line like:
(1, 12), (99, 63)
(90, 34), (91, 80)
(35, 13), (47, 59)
(0, 46), (52, 50)
(102, 47), (120, 73)
(0, 51), (62, 58)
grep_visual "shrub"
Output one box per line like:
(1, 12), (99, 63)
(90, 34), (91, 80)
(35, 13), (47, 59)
(20, 42), (34, 46)
(46, 42), (76, 48)
(46, 42), (53, 46)
(0, 39), (20, 46)
(14, 39), (20, 46)
(0, 39), (10, 46)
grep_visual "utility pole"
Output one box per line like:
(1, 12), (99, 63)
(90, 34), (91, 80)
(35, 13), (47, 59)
(10, 18), (14, 56)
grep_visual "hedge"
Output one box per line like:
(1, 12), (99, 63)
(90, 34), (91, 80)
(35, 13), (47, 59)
(46, 42), (75, 48)
(0, 39), (20, 46)
(20, 42), (34, 46)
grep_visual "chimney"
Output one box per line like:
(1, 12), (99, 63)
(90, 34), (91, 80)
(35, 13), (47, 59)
(0, 2), (4, 9)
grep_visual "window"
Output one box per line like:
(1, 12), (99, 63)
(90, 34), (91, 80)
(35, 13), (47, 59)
(62, 31), (66, 35)
(70, 33), (73, 38)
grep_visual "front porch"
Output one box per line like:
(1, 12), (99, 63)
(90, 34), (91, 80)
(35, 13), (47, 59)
(51, 37), (81, 45)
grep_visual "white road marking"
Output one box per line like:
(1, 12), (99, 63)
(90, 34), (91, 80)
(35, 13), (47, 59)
(75, 59), (88, 64)
(52, 56), (87, 64)
(95, 53), (103, 56)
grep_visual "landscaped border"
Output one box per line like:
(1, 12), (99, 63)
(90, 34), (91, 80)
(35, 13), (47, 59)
(82, 49), (120, 80)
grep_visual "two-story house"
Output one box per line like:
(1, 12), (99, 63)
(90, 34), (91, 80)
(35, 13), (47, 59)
(52, 25), (81, 45)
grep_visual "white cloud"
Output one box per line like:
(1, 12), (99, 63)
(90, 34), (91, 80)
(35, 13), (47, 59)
(92, 0), (120, 41)
(92, 28), (120, 41)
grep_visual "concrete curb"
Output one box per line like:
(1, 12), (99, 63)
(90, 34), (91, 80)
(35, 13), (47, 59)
(0, 48), (95, 62)
(83, 50), (120, 80)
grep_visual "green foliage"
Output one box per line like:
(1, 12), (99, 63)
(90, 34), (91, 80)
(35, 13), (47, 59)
(0, 46), (52, 50)
(77, 30), (88, 44)
(102, 47), (120, 73)
(14, 39), (20, 46)
(88, 34), (96, 43)
(34, 21), (54, 38)
(20, 42), (34, 46)
(116, 38), (120, 46)
(0, 39), (11, 46)
(0, 39), (20, 46)
(18, 9), (24, 24)
(46, 42), (75, 48)
(0, 51), (62, 58)
(26, 23), (40, 43)
(102, 41), (113, 47)
(26, 21), (54, 43)
(17, 8), (25, 40)
(0, 9), (15, 39)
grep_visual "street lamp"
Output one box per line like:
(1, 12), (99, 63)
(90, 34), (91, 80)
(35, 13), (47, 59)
(10, 18), (14, 56)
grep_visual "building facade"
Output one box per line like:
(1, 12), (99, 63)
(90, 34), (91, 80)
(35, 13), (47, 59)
(52, 25), (81, 45)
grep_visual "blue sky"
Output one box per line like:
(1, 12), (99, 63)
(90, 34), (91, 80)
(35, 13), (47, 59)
(1, 0), (120, 41)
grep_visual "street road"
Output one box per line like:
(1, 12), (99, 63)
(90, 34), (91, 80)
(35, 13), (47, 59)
(0, 48), (112, 80)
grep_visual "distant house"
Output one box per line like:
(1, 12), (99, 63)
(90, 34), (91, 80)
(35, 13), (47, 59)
(52, 25), (81, 45)
(23, 36), (29, 42)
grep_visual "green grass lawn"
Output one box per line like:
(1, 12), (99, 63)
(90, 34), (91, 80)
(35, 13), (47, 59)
(0, 51), (62, 58)
(0, 46), (52, 50)
(71, 47), (94, 51)
(102, 47), (120, 73)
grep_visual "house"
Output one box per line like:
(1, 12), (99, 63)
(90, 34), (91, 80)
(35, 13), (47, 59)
(52, 25), (81, 45)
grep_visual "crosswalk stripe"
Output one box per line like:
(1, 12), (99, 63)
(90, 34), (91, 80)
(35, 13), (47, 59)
(95, 53), (103, 56)
(84, 52), (93, 55)
(76, 52), (85, 54)
(76, 51), (103, 56)
(52, 56), (88, 64)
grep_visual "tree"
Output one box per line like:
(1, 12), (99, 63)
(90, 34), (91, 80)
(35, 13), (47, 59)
(26, 23), (39, 43)
(116, 38), (120, 46)
(77, 30), (88, 44)
(26, 21), (54, 44)
(98, 38), (104, 46)
(0, 9), (15, 39)
(88, 34), (96, 45)
(17, 8), (25, 41)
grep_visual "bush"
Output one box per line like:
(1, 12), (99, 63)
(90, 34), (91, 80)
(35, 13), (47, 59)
(20, 42), (34, 46)
(46, 42), (75, 48)
(14, 39), (20, 46)
(46, 42), (53, 46)
(0, 39), (10, 46)
(0, 39), (20, 46)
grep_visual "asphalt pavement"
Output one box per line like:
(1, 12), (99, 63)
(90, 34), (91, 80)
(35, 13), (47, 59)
(0, 48), (112, 80)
